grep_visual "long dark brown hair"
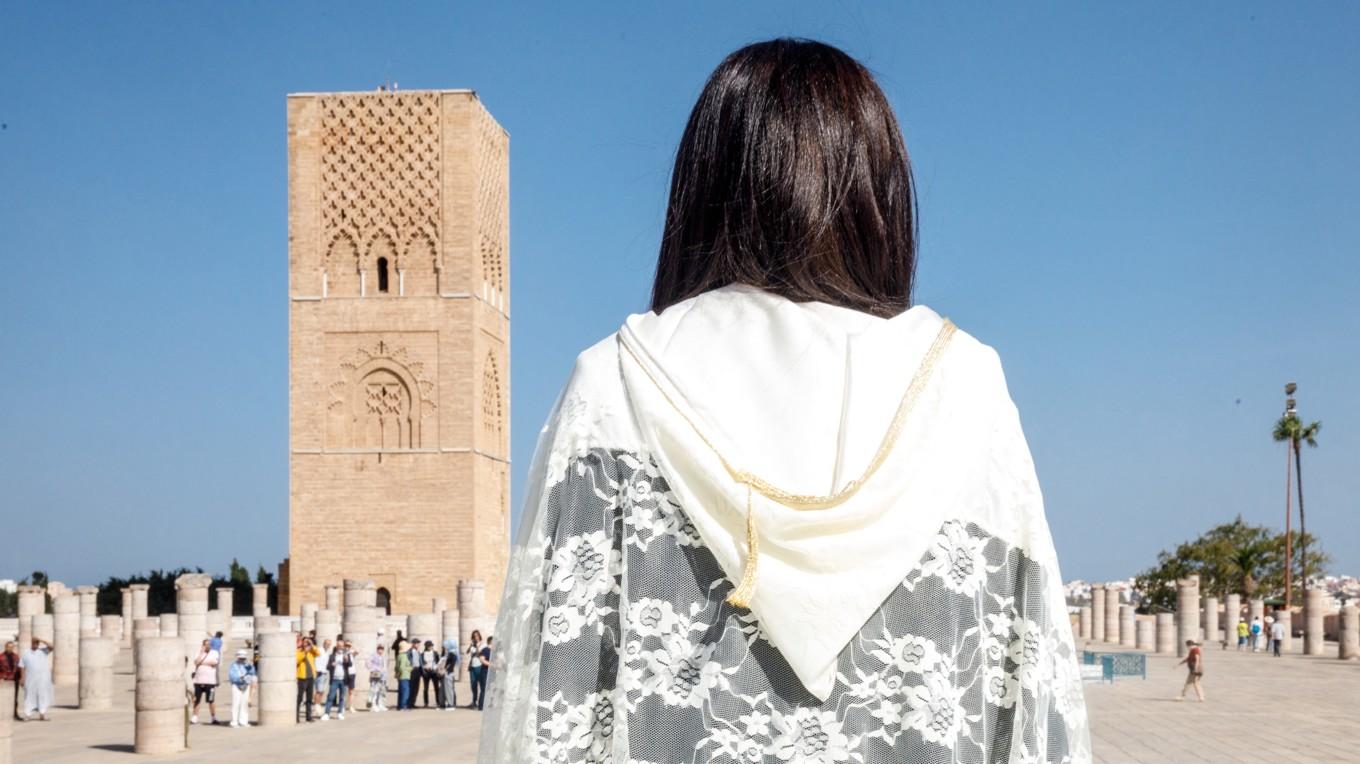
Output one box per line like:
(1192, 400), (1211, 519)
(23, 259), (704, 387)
(651, 38), (917, 318)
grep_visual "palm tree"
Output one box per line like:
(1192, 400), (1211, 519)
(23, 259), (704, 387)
(1229, 538), (1273, 598)
(1273, 414), (1321, 591)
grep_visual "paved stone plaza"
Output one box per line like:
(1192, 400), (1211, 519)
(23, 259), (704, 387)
(10, 647), (482, 763)
(1085, 640), (1360, 763)
(11, 638), (1358, 762)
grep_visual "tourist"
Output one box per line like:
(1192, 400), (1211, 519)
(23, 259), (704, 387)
(419, 639), (439, 708)
(343, 639), (358, 714)
(1271, 616), (1286, 657)
(227, 649), (256, 728)
(295, 635), (320, 723)
(366, 644), (387, 711)
(190, 638), (221, 725)
(1, 641), (21, 722)
(313, 638), (333, 713)
(475, 39), (1090, 762)
(1251, 616), (1264, 652)
(440, 639), (459, 710)
(19, 638), (53, 721)
(406, 639), (424, 707)
(1177, 639), (1205, 701)
(466, 630), (486, 710)
(320, 641), (352, 720)
(210, 630), (224, 654)
(395, 639), (413, 710)
(1236, 619), (1249, 651)
(1263, 614), (1275, 654)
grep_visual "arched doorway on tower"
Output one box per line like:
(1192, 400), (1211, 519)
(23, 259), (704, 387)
(376, 587), (392, 615)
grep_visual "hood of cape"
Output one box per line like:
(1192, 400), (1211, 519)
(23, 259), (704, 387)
(616, 283), (1012, 700)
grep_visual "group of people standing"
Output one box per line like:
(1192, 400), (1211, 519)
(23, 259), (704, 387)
(2, 639), (54, 721)
(1234, 613), (1289, 656)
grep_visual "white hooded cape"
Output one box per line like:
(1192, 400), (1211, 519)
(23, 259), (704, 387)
(480, 285), (1090, 763)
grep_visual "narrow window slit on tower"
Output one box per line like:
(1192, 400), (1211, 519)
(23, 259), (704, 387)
(377, 257), (390, 293)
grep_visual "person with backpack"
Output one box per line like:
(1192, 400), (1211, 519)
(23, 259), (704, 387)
(366, 644), (388, 711)
(1250, 617), (1264, 652)
(1176, 640), (1205, 701)
(320, 642), (352, 720)
(439, 639), (459, 710)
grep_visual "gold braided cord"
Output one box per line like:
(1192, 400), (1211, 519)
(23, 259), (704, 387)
(620, 318), (957, 607)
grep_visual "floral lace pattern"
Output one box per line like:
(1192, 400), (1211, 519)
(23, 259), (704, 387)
(482, 448), (1088, 763)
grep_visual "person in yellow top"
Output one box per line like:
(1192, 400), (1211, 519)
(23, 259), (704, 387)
(1236, 619), (1249, 651)
(295, 636), (321, 722)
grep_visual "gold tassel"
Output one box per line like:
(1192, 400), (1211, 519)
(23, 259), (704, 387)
(725, 484), (759, 608)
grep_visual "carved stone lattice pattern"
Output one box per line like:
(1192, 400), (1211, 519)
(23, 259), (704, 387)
(482, 352), (502, 442)
(320, 93), (442, 273)
(477, 113), (508, 294)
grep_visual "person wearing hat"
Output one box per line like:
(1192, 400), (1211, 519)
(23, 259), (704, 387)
(227, 649), (257, 727)
(1177, 639), (1205, 702)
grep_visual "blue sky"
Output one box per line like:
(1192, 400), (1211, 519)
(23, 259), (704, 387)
(2, 3), (1356, 587)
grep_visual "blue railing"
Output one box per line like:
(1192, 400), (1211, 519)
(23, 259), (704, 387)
(1080, 650), (1147, 681)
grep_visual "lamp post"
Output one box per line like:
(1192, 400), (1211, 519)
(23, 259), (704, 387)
(1284, 382), (1296, 609)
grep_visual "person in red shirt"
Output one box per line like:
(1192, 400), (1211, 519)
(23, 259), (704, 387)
(1177, 639), (1205, 701)
(1, 641), (22, 720)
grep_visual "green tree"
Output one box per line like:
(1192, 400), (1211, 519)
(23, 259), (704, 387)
(1273, 414), (1321, 590)
(1134, 518), (1327, 612)
(228, 559), (250, 585)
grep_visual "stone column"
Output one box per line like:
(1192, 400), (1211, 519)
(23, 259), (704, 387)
(1304, 588), (1326, 656)
(76, 586), (100, 637)
(1276, 609), (1293, 653)
(175, 574), (211, 661)
(99, 615), (122, 644)
(325, 585), (341, 612)
(31, 614), (54, 645)
(1078, 606), (1092, 640)
(252, 584), (270, 618)
(300, 603), (319, 635)
(1090, 585), (1105, 642)
(1176, 576), (1200, 657)
(1155, 613), (1176, 654)
(159, 614), (178, 638)
(1135, 618), (1154, 651)
(52, 594), (80, 686)
(121, 588), (134, 646)
(315, 609), (340, 649)
(1203, 596), (1219, 647)
(1119, 605), (1136, 647)
(1224, 593), (1242, 642)
(432, 597), (448, 646)
(256, 632), (296, 727)
(407, 613), (438, 651)
(343, 580), (378, 708)
(1339, 605), (1359, 660)
(16, 617), (32, 654)
(1248, 597), (1265, 628)
(215, 586), (235, 620)
(457, 579), (489, 647)
(134, 636), (186, 754)
(132, 617), (160, 674)
(130, 583), (150, 623)
(16, 586), (44, 622)
(78, 637), (115, 710)
(1104, 587), (1120, 644)
(441, 609), (460, 649)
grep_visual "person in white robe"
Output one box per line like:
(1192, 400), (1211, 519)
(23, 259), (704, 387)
(479, 38), (1090, 763)
(20, 639), (54, 720)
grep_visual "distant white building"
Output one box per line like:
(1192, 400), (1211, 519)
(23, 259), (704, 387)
(0, 579), (16, 594)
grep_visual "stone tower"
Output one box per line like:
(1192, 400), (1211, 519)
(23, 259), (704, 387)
(285, 89), (509, 617)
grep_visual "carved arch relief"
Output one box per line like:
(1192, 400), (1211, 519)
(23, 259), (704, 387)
(326, 339), (437, 450)
(482, 352), (503, 452)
